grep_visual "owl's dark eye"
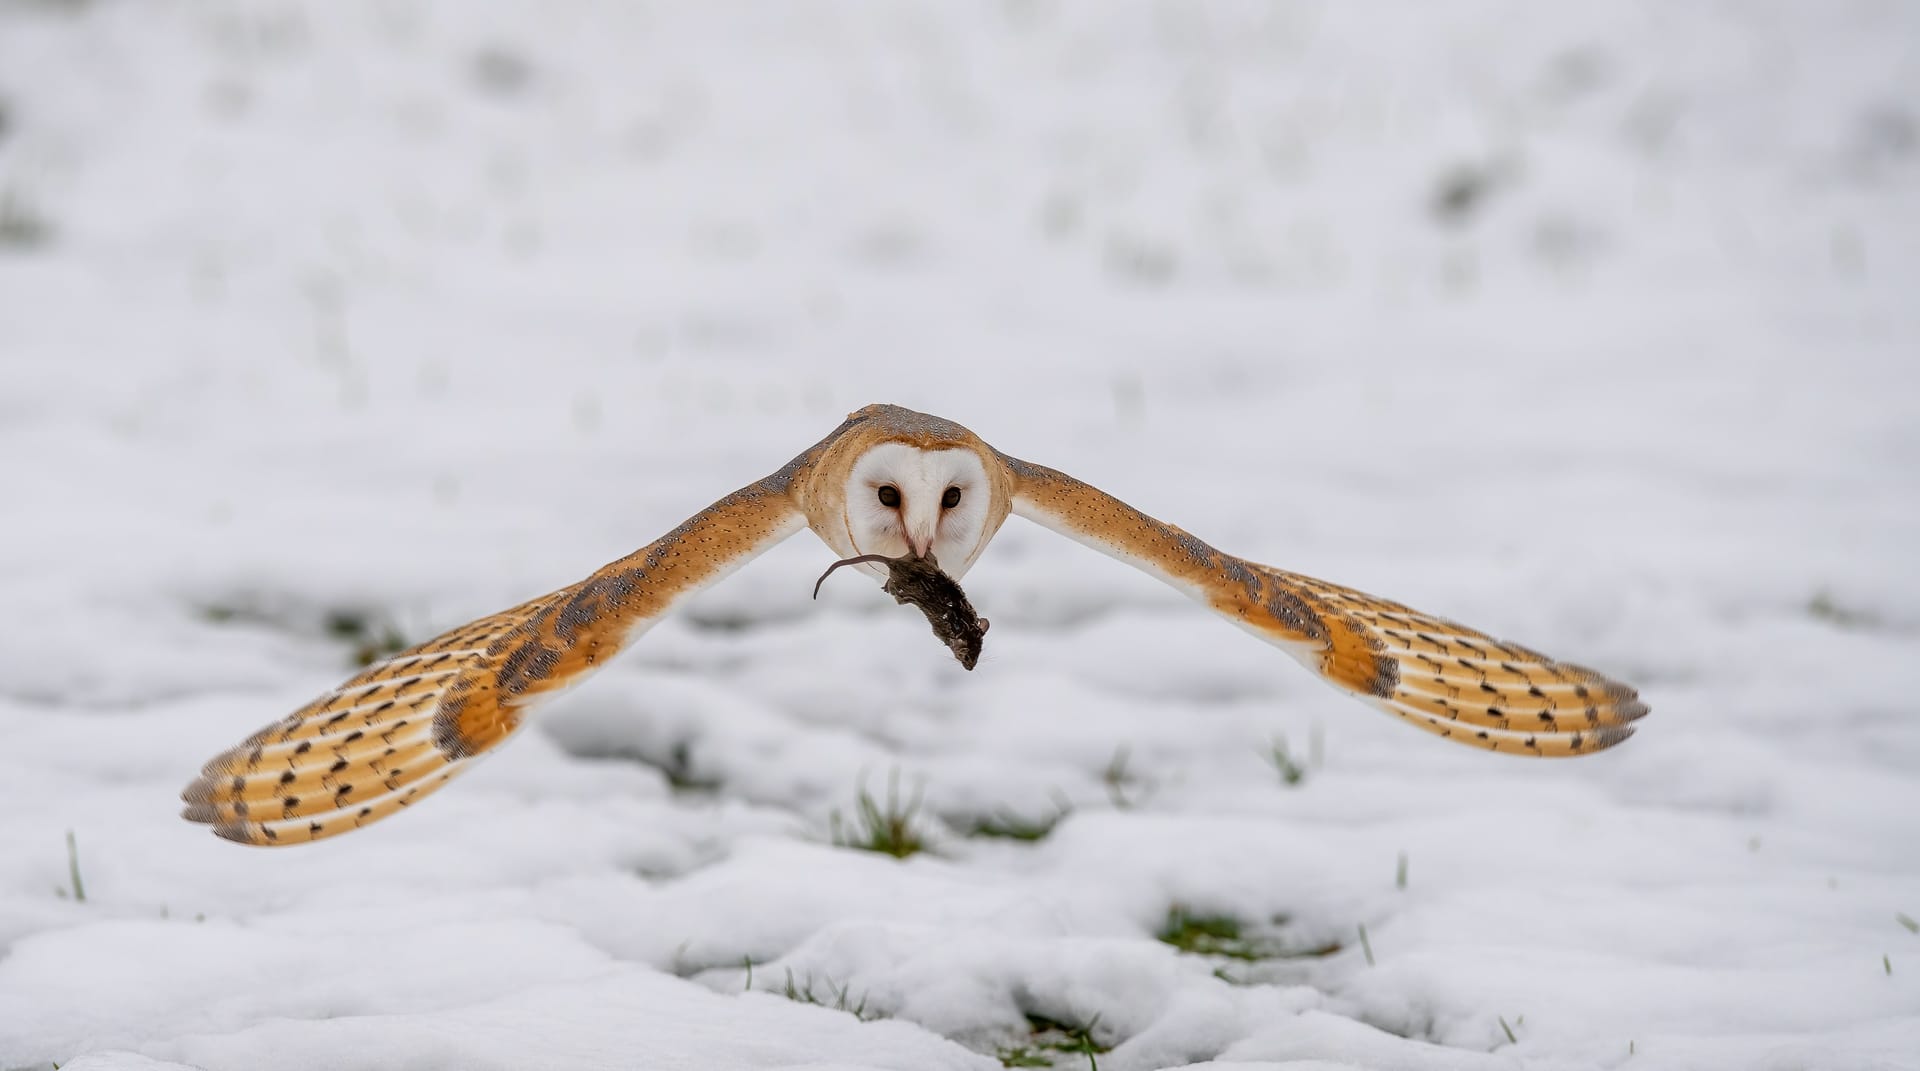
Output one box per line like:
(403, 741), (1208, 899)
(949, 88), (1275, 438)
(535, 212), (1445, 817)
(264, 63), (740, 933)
(877, 485), (901, 508)
(942, 486), (962, 509)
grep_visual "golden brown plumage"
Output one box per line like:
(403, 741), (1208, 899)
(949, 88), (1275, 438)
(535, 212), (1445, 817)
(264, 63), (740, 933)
(183, 404), (1644, 845)
(1003, 458), (1646, 757)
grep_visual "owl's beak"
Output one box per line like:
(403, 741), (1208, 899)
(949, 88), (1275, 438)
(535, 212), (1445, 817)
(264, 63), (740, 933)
(903, 507), (938, 560)
(907, 527), (935, 560)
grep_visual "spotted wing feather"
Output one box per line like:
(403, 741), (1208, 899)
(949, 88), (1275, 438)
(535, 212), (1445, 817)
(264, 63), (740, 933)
(1002, 455), (1646, 756)
(183, 481), (807, 845)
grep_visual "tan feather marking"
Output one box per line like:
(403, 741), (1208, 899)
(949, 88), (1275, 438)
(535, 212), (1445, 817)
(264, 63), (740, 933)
(1377, 695), (1636, 756)
(183, 738), (439, 807)
(185, 748), (452, 825)
(212, 769), (460, 846)
(235, 670), (461, 752)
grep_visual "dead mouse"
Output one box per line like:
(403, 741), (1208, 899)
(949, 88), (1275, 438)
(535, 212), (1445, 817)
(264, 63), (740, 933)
(813, 552), (989, 670)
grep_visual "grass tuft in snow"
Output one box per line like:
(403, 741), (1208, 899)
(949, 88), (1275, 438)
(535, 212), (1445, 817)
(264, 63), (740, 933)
(1158, 906), (1342, 962)
(1431, 164), (1498, 225)
(1807, 590), (1886, 631)
(1358, 923), (1376, 966)
(1015, 1012), (1108, 1069)
(324, 608), (411, 667)
(0, 186), (53, 251)
(1896, 912), (1918, 934)
(61, 829), (85, 903)
(197, 598), (412, 667)
(830, 768), (927, 859)
(1159, 907), (1255, 959)
(1264, 734), (1310, 786)
(776, 967), (882, 1022)
(652, 740), (724, 794)
(1101, 745), (1149, 809)
(1396, 851), (1409, 890)
(963, 794), (1074, 842)
(1498, 1014), (1519, 1046)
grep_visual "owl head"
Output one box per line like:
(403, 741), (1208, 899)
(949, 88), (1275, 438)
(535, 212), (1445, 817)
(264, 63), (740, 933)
(820, 406), (1010, 580)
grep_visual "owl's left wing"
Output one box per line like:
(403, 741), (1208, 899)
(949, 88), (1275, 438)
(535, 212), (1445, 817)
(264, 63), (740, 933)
(182, 479), (806, 845)
(1000, 454), (1646, 756)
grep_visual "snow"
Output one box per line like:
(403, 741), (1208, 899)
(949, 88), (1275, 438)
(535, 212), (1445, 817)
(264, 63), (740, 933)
(2, 1), (1918, 1068)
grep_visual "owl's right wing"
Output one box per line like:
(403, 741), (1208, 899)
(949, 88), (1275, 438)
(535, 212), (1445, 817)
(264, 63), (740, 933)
(1000, 454), (1647, 757)
(181, 478), (807, 846)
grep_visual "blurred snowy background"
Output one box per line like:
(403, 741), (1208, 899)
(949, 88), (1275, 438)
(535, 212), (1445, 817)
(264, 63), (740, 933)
(1, 2), (1917, 1068)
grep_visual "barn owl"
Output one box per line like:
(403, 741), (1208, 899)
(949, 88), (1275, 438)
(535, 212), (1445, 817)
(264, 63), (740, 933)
(182, 404), (1647, 846)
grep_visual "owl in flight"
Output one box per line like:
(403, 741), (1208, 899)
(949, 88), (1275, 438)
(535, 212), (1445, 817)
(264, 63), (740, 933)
(183, 404), (1647, 845)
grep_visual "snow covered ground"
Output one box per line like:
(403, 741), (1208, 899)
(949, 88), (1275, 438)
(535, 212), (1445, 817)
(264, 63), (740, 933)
(2, 2), (1917, 1068)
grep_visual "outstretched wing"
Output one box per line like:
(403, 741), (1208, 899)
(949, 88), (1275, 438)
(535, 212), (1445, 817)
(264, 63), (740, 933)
(182, 480), (807, 845)
(1001, 455), (1647, 756)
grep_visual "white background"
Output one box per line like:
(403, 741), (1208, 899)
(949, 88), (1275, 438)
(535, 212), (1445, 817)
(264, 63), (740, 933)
(1, 2), (1916, 1068)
